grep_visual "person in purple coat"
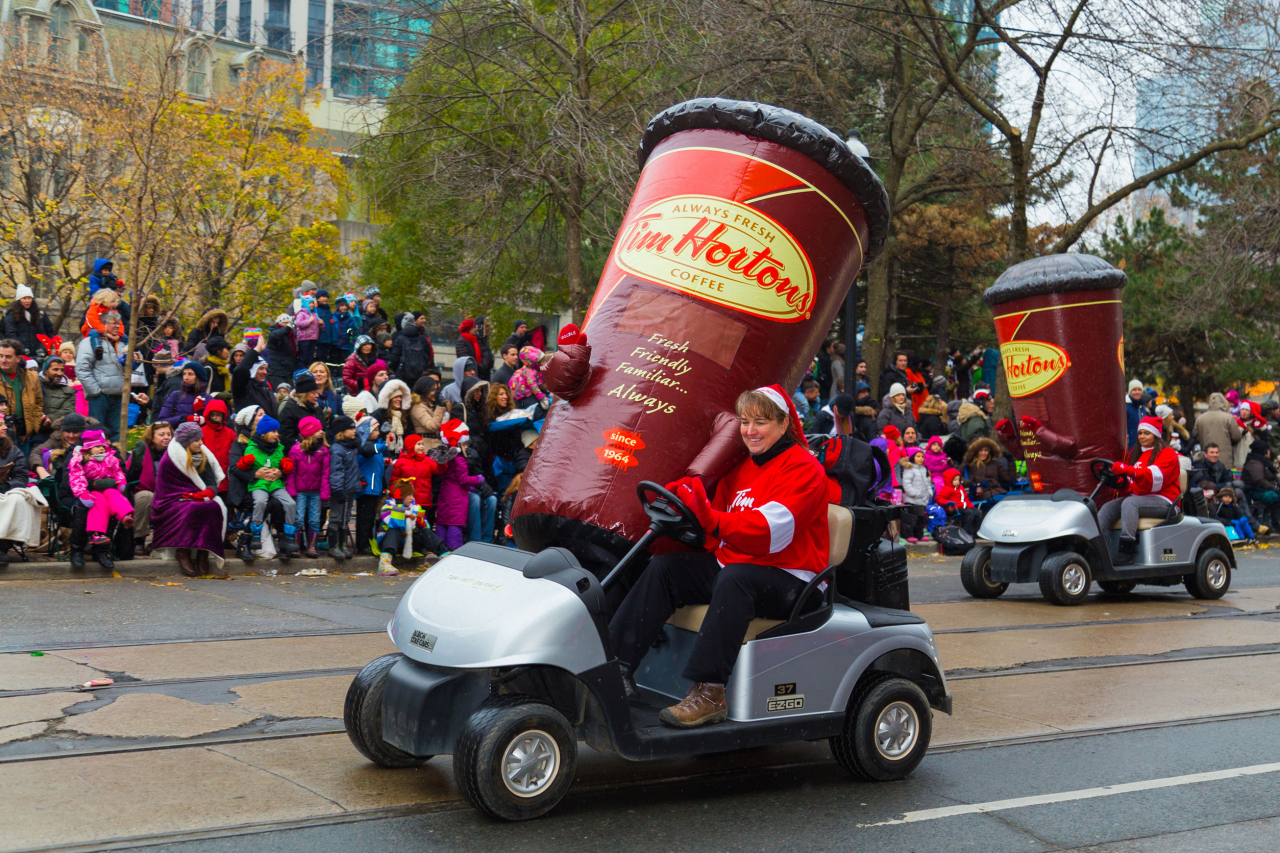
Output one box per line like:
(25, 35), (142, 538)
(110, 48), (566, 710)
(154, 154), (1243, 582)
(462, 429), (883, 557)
(285, 416), (330, 557)
(157, 362), (209, 427)
(151, 422), (226, 577)
(428, 419), (483, 550)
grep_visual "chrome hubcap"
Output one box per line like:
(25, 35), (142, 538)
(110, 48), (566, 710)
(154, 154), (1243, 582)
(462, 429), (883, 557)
(875, 701), (919, 760)
(1206, 560), (1227, 589)
(502, 730), (559, 798)
(1062, 564), (1087, 595)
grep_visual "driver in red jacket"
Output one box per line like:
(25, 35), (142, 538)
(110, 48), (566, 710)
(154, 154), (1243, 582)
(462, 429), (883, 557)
(609, 385), (829, 729)
(1100, 416), (1182, 564)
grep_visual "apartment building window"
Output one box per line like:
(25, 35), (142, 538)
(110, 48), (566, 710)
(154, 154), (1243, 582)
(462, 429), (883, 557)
(185, 43), (212, 95)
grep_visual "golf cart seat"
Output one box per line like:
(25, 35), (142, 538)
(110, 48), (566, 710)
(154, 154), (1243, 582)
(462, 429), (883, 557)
(1106, 468), (1188, 530)
(667, 505), (854, 642)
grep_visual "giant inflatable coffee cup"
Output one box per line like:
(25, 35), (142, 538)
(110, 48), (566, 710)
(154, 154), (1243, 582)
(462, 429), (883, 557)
(512, 99), (890, 569)
(983, 254), (1128, 496)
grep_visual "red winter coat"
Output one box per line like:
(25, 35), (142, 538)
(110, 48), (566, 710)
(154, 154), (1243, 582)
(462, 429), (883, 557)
(201, 399), (236, 492)
(936, 467), (973, 510)
(1122, 446), (1181, 504)
(391, 450), (444, 508)
(707, 438), (829, 576)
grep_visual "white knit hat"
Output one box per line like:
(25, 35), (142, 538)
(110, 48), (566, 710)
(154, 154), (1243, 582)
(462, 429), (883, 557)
(888, 382), (907, 398)
(14, 284), (33, 301)
(1128, 378), (1144, 393)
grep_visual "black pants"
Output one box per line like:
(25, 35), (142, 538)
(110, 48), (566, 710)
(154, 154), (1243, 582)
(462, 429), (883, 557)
(355, 495), (381, 554)
(608, 552), (805, 684)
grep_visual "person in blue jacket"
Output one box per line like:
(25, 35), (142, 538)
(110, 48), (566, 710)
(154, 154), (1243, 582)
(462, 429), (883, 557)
(333, 296), (359, 363)
(1125, 379), (1148, 449)
(353, 413), (386, 554)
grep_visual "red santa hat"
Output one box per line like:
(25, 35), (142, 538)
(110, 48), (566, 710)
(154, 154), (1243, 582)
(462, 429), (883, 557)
(753, 384), (805, 439)
(1137, 416), (1164, 438)
(440, 419), (470, 448)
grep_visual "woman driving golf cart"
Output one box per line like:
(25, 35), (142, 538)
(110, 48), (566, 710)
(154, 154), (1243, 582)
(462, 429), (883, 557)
(609, 385), (829, 729)
(1099, 416), (1182, 564)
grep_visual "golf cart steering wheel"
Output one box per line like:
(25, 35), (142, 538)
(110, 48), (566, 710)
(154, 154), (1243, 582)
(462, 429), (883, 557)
(637, 481), (706, 550)
(1090, 458), (1128, 489)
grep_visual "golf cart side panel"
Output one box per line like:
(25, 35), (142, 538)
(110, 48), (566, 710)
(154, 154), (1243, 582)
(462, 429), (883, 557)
(390, 554), (608, 673)
(730, 616), (944, 722)
(381, 657), (491, 757)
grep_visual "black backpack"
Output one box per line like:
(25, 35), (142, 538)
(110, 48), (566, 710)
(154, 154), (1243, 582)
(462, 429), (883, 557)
(813, 435), (890, 507)
(934, 524), (975, 555)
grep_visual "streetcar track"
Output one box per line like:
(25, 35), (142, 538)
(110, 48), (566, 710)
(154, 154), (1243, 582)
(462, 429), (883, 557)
(0, 666), (363, 699)
(0, 627), (385, 654)
(931, 605), (1279, 634)
(11, 706), (1280, 853)
(3, 648), (1279, 765)
(945, 645), (1280, 679)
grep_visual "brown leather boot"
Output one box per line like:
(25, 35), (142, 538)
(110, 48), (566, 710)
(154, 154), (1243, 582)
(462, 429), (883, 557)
(176, 549), (198, 578)
(659, 683), (727, 728)
(196, 549), (210, 576)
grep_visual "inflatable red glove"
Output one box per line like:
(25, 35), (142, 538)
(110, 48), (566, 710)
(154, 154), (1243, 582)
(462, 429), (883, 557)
(1020, 415), (1043, 430)
(995, 418), (1017, 441)
(542, 343), (592, 400)
(675, 478), (719, 536)
(280, 458), (294, 474)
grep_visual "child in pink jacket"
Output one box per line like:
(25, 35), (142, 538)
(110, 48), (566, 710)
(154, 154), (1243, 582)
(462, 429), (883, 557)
(294, 293), (320, 366)
(69, 430), (133, 546)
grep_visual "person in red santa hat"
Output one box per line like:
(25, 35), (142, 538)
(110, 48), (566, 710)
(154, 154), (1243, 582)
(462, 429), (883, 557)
(1100, 415), (1182, 564)
(608, 384), (829, 729)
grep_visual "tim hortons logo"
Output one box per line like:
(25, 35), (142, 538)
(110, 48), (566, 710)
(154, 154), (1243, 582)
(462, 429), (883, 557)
(613, 195), (816, 322)
(1001, 340), (1072, 397)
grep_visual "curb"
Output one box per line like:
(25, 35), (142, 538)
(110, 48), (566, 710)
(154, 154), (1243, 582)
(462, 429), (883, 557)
(0, 553), (386, 581)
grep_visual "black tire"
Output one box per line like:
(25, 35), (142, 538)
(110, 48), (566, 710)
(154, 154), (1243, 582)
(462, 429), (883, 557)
(1038, 551), (1092, 606)
(1184, 547), (1231, 600)
(1097, 580), (1137, 594)
(830, 676), (931, 782)
(344, 654), (428, 768)
(959, 546), (1006, 599)
(453, 696), (577, 821)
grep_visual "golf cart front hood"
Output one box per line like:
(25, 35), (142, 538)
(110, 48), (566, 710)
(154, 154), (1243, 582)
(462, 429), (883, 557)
(388, 554), (607, 673)
(978, 495), (1097, 543)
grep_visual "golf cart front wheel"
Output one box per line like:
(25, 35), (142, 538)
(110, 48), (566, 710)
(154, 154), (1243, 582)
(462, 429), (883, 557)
(453, 695), (577, 821)
(1097, 580), (1137, 594)
(960, 546), (1006, 599)
(830, 676), (932, 782)
(1038, 552), (1092, 606)
(344, 654), (430, 768)
(1184, 547), (1231, 600)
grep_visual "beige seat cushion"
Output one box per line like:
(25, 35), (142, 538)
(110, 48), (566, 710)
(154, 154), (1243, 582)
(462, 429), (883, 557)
(1108, 516), (1167, 531)
(828, 504), (853, 565)
(667, 605), (782, 644)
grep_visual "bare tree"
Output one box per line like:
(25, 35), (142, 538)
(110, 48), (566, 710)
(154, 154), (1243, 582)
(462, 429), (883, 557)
(0, 28), (119, 332)
(899, 0), (1280, 262)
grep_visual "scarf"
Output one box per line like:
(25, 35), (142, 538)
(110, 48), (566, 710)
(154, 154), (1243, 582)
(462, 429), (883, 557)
(206, 353), (230, 387)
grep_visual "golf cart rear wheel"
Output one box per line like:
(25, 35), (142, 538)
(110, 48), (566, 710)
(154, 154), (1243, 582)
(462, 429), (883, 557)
(453, 695), (577, 821)
(344, 654), (429, 768)
(830, 676), (931, 782)
(1038, 551), (1092, 606)
(1184, 547), (1231, 600)
(1097, 580), (1137, 594)
(960, 546), (1006, 599)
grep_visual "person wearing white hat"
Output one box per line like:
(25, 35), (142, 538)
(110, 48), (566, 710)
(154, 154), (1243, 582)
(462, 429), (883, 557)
(2, 284), (54, 362)
(875, 381), (918, 439)
(608, 384), (830, 729)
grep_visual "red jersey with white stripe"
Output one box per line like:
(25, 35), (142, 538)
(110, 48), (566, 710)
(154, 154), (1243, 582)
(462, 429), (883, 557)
(1126, 447), (1182, 504)
(709, 439), (830, 576)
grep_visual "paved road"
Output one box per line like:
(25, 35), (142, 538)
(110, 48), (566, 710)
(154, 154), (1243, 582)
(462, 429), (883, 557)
(2, 544), (1279, 852)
